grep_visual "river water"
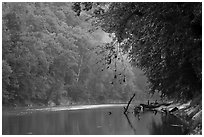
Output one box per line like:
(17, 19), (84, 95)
(2, 104), (188, 135)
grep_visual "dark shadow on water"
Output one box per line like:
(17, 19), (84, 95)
(149, 113), (189, 135)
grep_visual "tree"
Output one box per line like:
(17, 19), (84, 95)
(2, 2), (151, 106)
(73, 2), (202, 100)
(2, 2), (81, 105)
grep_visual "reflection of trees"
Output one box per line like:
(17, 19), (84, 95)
(134, 111), (141, 120)
(149, 114), (186, 135)
(123, 111), (187, 135)
(149, 119), (163, 135)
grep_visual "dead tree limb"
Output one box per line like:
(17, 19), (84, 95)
(124, 113), (137, 134)
(124, 93), (135, 114)
(139, 102), (173, 110)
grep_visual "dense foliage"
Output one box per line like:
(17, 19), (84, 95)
(73, 2), (202, 100)
(2, 2), (149, 107)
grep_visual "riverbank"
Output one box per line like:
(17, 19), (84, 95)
(160, 97), (202, 135)
(174, 100), (202, 135)
(139, 96), (202, 135)
(2, 102), (128, 113)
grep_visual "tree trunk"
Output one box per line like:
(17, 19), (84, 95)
(76, 56), (83, 83)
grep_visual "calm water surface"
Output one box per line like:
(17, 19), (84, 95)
(2, 104), (187, 135)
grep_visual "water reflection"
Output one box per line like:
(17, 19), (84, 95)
(150, 113), (188, 135)
(124, 113), (137, 134)
(2, 105), (187, 135)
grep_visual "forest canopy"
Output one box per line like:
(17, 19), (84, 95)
(2, 2), (149, 107)
(72, 2), (202, 100)
(2, 2), (201, 107)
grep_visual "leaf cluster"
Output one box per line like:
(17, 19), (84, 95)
(97, 2), (202, 100)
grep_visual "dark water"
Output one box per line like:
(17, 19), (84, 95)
(2, 104), (188, 135)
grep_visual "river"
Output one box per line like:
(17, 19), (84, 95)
(2, 104), (188, 135)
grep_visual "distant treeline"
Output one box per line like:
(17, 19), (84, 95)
(2, 3), (149, 107)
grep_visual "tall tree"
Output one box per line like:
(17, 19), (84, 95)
(2, 2), (150, 106)
(73, 2), (202, 100)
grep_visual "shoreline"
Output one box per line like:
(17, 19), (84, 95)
(165, 101), (202, 135)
